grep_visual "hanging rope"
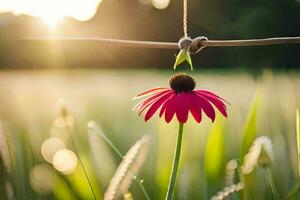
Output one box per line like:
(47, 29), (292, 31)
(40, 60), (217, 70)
(183, 0), (188, 37)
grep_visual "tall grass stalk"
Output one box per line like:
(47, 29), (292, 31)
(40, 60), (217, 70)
(210, 182), (244, 200)
(165, 123), (184, 200)
(286, 182), (300, 199)
(236, 160), (248, 200)
(58, 171), (84, 200)
(88, 121), (151, 200)
(239, 95), (260, 200)
(240, 94), (260, 161)
(104, 134), (150, 199)
(297, 109), (300, 177)
(204, 118), (225, 182)
(264, 167), (280, 200)
(287, 109), (300, 199)
(284, 110), (300, 199)
(0, 158), (8, 199)
(62, 115), (97, 200)
(225, 160), (237, 186)
(0, 122), (9, 199)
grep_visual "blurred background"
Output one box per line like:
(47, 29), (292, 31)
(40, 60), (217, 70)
(0, 0), (300, 200)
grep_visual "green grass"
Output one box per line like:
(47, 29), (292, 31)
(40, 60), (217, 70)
(0, 69), (299, 200)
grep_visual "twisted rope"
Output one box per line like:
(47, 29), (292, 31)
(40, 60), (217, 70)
(21, 36), (300, 53)
(183, 0), (188, 37)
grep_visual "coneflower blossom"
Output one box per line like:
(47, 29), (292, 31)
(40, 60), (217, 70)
(133, 73), (228, 123)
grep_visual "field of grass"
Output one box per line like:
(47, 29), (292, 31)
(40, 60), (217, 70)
(0, 69), (300, 200)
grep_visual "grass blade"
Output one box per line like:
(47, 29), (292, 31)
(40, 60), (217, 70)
(297, 109), (300, 177)
(204, 117), (225, 182)
(0, 157), (8, 199)
(264, 167), (280, 200)
(240, 94), (260, 161)
(239, 93), (260, 200)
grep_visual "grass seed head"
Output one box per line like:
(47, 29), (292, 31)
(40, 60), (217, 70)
(104, 135), (150, 200)
(210, 182), (244, 200)
(241, 136), (274, 174)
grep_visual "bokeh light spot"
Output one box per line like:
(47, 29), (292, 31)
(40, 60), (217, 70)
(30, 164), (55, 194)
(152, 0), (170, 9)
(53, 149), (78, 175)
(41, 137), (66, 163)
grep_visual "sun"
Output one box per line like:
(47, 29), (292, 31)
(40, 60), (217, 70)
(41, 14), (63, 27)
(37, 1), (65, 27)
(0, 0), (103, 27)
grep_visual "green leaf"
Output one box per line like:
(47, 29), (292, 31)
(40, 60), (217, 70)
(185, 51), (193, 70)
(239, 95), (261, 200)
(240, 94), (261, 162)
(204, 117), (225, 181)
(173, 49), (193, 70)
(173, 49), (187, 69)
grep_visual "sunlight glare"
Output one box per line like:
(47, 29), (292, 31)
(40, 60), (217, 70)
(0, 0), (103, 27)
(41, 15), (62, 27)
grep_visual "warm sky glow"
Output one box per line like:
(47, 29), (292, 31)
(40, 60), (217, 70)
(0, 0), (102, 26)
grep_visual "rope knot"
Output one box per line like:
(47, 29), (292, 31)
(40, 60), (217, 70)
(178, 36), (208, 54)
(178, 37), (192, 50)
(189, 36), (208, 54)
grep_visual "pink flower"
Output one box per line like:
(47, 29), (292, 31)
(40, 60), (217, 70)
(133, 73), (228, 123)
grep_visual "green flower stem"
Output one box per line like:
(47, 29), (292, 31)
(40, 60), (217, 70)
(264, 167), (280, 200)
(166, 123), (184, 200)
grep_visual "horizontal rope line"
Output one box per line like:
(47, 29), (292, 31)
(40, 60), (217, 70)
(203, 37), (300, 47)
(21, 37), (178, 49)
(20, 36), (300, 50)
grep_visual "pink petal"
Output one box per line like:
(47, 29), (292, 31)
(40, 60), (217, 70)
(133, 90), (171, 115)
(197, 90), (228, 103)
(194, 94), (216, 122)
(133, 88), (169, 99)
(175, 93), (189, 123)
(198, 92), (227, 117)
(164, 95), (178, 123)
(159, 98), (169, 117)
(188, 94), (202, 123)
(144, 92), (174, 121)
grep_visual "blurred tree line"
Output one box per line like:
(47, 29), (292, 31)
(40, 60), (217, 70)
(0, 0), (300, 69)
